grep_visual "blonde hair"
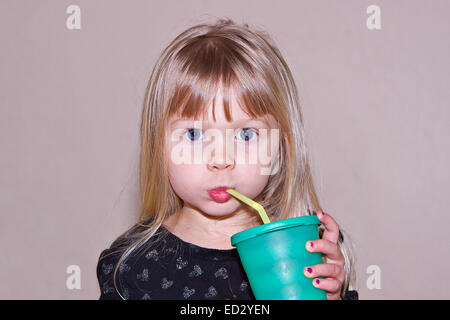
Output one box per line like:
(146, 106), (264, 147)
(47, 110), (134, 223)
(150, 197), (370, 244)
(101, 17), (357, 299)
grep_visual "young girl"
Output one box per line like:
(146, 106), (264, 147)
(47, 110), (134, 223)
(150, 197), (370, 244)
(97, 18), (358, 300)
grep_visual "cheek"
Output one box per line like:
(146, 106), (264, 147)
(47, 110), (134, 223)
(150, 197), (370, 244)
(168, 161), (199, 185)
(234, 165), (270, 198)
(167, 161), (204, 200)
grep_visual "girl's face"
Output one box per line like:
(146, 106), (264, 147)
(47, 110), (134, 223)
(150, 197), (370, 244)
(166, 88), (279, 219)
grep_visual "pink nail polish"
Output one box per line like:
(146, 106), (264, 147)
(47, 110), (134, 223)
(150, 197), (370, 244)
(310, 241), (314, 248)
(315, 279), (320, 285)
(307, 267), (313, 273)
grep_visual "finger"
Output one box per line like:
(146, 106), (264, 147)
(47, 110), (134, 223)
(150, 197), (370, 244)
(312, 277), (342, 295)
(303, 263), (344, 281)
(317, 211), (340, 243)
(305, 238), (345, 262)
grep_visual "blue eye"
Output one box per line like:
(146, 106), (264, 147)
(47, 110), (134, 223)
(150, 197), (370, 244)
(183, 128), (258, 142)
(185, 128), (203, 141)
(237, 128), (258, 142)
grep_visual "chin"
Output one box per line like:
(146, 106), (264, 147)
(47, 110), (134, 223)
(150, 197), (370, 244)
(199, 201), (241, 217)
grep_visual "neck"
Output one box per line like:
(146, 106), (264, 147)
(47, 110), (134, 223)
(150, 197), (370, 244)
(163, 203), (261, 249)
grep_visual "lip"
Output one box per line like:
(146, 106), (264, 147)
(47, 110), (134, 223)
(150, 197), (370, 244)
(207, 185), (234, 203)
(208, 185), (234, 192)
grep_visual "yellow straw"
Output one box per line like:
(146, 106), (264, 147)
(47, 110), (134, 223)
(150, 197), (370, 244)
(226, 189), (271, 224)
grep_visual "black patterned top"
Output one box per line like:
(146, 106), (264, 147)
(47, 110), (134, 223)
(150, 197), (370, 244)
(96, 220), (359, 300)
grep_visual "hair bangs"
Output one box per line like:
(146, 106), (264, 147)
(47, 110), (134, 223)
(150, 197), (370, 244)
(165, 35), (277, 125)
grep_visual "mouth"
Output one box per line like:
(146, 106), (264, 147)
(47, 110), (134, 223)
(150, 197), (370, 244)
(207, 185), (234, 203)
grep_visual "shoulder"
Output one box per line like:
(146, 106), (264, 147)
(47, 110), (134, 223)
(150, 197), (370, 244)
(97, 242), (131, 300)
(96, 217), (156, 300)
(342, 290), (359, 300)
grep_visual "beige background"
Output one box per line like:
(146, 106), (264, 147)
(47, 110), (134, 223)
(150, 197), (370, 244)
(1, 0), (449, 299)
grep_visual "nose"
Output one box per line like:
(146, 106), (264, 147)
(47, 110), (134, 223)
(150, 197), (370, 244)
(206, 142), (235, 171)
(205, 128), (236, 171)
(207, 157), (235, 171)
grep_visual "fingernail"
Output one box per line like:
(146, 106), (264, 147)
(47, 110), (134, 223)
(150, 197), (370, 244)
(305, 241), (315, 251)
(314, 279), (320, 286)
(320, 211), (326, 217)
(307, 267), (313, 274)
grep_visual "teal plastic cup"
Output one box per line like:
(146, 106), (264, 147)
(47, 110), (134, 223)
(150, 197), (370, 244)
(231, 215), (326, 300)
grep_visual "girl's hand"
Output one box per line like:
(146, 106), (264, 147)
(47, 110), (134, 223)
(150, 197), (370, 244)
(303, 211), (346, 300)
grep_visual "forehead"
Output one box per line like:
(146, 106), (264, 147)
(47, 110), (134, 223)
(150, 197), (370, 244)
(168, 109), (276, 128)
(168, 88), (278, 127)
